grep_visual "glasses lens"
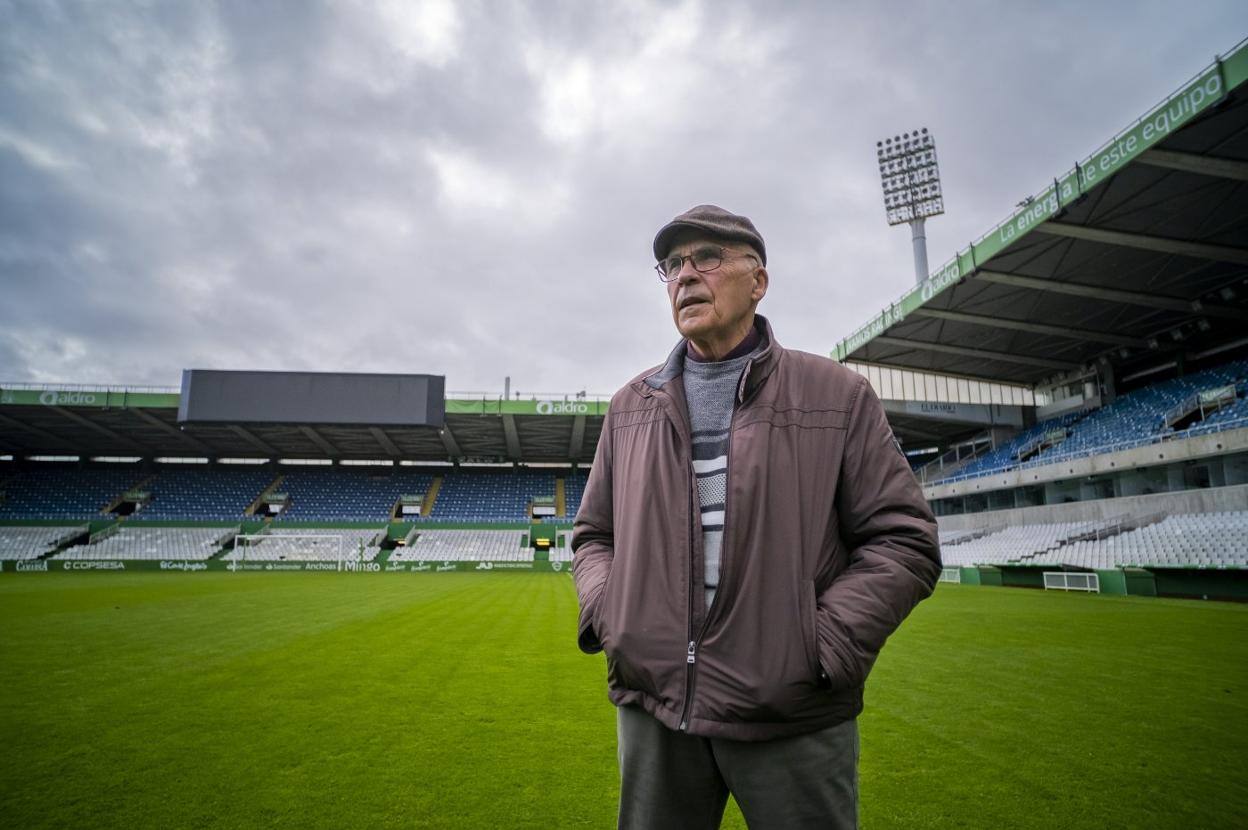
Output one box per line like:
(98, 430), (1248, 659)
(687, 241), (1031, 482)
(691, 247), (722, 272)
(660, 256), (683, 279)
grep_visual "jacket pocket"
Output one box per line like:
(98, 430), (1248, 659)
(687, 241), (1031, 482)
(592, 567), (615, 647)
(799, 579), (823, 681)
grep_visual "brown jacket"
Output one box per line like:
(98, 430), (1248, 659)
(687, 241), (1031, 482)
(572, 316), (941, 741)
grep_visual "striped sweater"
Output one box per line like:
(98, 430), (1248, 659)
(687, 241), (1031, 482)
(683, 343), (763, 607)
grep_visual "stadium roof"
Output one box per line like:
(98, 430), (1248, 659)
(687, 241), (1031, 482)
(7, 43), (1248, 465)
(0, 386), (605, 465)
(833, 39), (1248, 388)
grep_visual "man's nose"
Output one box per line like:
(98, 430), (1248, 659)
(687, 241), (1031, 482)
(675, 259), (700, 283)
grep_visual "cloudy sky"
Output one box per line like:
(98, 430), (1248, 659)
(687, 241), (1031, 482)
(1, 1), (1242, 398)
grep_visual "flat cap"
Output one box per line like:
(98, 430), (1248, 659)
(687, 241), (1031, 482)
(653, 204), (767, 265)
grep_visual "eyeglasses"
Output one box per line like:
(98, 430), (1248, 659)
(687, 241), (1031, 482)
(655, 245), (758, 283)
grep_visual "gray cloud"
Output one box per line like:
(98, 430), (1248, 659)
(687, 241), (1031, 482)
(1, 0), (1242, 395)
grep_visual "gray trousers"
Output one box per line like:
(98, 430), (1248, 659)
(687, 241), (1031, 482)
(616, 705), (859, 830)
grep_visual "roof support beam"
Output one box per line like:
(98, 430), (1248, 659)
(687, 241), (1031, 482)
(893, 424), (945, 443)
(49, 406), (150, 455)
(909, 308), (1148, 347)
(972, 270), (1244, 320)
(369, 427), (401, 458)
(501, 414), (522, 460)
(298, 426), (338, 458)
(1035, 221), (1248, 266)
(567, 415), (586, 461)
(1136, 149), (1248, 182)
(0, 413), (66, 450)
(228, 425), (278, 456)
(873, 336), (1081, 370)
(439, 424), (462, 458)
(128, 408), (215, 455)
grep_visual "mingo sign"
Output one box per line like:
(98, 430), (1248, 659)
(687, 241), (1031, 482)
(535, 400), (590, 415)
(15, 560), (50, 572)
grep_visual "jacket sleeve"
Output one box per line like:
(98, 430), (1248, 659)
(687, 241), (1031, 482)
(571, 407), (614, 654)
(815, 375), (941, 689)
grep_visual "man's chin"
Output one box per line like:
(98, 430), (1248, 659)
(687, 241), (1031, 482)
(675, 312), (712, 340)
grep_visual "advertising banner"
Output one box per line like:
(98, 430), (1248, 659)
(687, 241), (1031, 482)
(2, 559), (571, 574)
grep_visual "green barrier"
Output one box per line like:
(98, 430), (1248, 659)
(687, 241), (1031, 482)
(958, 567), (982, 585)
(1, 559), (573, 574)
(1094, 569), (1128, 595)
(977, 566), (1003, 587)
(1149, 567), (1248, 601)
(999, 567), (1047, 589)
(1123, 568), (1157, 597)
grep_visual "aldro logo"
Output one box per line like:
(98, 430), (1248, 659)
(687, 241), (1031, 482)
(39, 390), (99, 406)
(535, 400), (590, 415)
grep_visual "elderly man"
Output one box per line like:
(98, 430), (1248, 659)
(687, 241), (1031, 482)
(572, 204), (941, 829)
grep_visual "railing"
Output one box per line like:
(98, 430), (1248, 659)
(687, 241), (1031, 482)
(926, 415), (1248, 488)
(0, 381), (181, 393)
(0, 382), (613, 402)
(448, 389), (611, 402)
(1162, 393), (1199, 428)
(940, 525), (1006, 547)
(917, 437), (993, 484)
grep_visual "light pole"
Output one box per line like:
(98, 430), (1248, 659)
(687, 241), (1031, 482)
(877, 128), (944, 285)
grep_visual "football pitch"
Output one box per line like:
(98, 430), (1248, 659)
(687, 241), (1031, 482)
(1, 573), (1244, 829)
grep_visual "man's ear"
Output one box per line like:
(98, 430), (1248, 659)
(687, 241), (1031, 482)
(751, 266), (769, 303)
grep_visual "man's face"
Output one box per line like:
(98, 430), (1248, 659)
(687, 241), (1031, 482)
(664, 232), (767, 345)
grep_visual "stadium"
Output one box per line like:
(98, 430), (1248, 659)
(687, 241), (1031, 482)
(3, 33), (1247, 830)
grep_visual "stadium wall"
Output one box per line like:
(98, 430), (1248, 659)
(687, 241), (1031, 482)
(924, 427), (1248, 502)
(936, 482), (1248, 533)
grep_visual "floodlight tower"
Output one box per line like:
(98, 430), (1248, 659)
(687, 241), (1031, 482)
(877, 128), (944, 284)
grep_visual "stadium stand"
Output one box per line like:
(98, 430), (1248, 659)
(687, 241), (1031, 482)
(562, 471), (587, 520)
(940, 512), (1248, 570)
(275, 469), (437, 521)
(430, 469), (557, 521)
(139, 467), (274, 520)
(0, 466), (142, 520)
(1029, 512), (1248, 570)
(0, 525), (86, 560)
(934, 359), (1248, 484)
(940, 521), (1105, 566)
(390, 529), (530, 562)
(54, 526), (234, 561)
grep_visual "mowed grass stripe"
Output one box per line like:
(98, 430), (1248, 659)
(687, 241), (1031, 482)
(1, 573), (619, 829)
(2, 575), (1245, 828)
(863, 585), (1248, 829)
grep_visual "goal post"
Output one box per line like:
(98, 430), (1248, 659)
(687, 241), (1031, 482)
(1043, 571), (1100, 593)
(939, 568), (962, 584)
(226, 533), (347, 570)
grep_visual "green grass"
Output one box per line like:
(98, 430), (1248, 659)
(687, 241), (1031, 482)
(1, 575), (1244, 828)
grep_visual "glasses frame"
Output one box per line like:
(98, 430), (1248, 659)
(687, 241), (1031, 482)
(655, 245), (759, 283)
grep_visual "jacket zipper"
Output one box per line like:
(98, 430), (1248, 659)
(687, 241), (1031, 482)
(678, 362), (749, 732)
(678, 463), (697, 731)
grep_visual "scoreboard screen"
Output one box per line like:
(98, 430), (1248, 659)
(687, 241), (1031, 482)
(178, 370), (445, 427)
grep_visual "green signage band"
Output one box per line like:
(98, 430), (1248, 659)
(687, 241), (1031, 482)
(444, 398), (608, 416)
(0, 388), (181, 409)
(0, 389), (609, 417)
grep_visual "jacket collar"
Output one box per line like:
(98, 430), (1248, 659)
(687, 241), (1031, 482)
(642, 314), (782, 404)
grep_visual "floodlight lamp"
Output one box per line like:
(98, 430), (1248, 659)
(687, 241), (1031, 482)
(876, 128), (945, 226)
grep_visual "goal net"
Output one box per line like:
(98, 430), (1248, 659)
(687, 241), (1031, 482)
(1043, 571), (1100, 593)
(225, 533), (348, 570)
(939, 568), (962, 584)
